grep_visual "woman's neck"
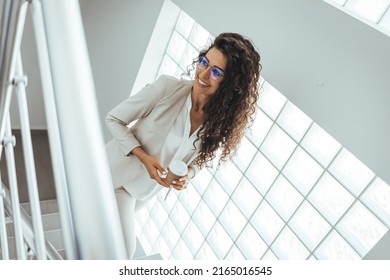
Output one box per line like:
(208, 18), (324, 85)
(191, 91), (209, 112)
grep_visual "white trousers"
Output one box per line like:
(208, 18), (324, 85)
(115, 187), (137, 259)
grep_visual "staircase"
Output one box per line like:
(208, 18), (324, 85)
(5, 199), (65, 260)
(4, 199), (162, 260)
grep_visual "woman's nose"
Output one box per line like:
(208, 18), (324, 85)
(198, 66), (210, 80)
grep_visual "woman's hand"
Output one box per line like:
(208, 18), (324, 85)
(170, 174), (189, 191)
(170, 166), (193, 191)
(131, 147), (170, 188)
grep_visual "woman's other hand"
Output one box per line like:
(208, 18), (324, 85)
(131, 147), (170, 188)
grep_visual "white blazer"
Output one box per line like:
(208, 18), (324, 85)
(105, 75), (201, 198)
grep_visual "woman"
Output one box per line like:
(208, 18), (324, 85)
(105, 32), (261, 258)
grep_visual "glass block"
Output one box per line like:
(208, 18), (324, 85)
(236, 224), (268, 260)
(283, 147), (323, 196)
(314, 231), (361, 260)
(328, 0), (348, 5)
(246, 152), (279, 195)
(191, 168), (213, 196)
(271, 227), (310, 260)
(195, 241), (218, 260)
(203, 179), (229, 216)
(167, 31), (187, 63)
(153, 236), (171, 260)
(192, 200), (217, 237)
(361, 177), (390, 227)
(142, 219), (160, 249)
(182, 220), (205, 256)
(233, 136), (257, 172)
(178, 182), (201, 214)
(149, 200), (169, 230)
(308, 172), (355, 225)
(261, 249), (278, 260)
(188, 23), (211, 50)
(215, 161), (242, 195)
(219, 200), (248, 241)
(266, 175), (304, 221)
(245, 109), (273, 147)
(161, 186), (179, 213)
(231, 177), (263, 219)
(160, 219), (181, 249)
(276, 101), (312, 142)
(207, 222), (234, 259)
(301, 123), (341, 168)
(135, 206), (150, 229)
(170, 201), (190, 234)
(174, 66), (185, 79)
(225, 245), (246, 260)
(250, 201), (285, 245)
(329, 149), (375, 196)
(138, 234), (153, 256)
(178, 43), (198, 72)
(288, 201), (331, 251)
(260, 125), (296, 170)
(346, 0), (389, 22)
(176, 10), (195, 38)
(172, 239), (193, 260)
(258, 81), (287, 120)
(379, 8), (390, 29)
(158, 54), (179, 77)
(336, 201), (388, 256)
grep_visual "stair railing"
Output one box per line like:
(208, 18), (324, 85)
(2, 184), (62, 260)
(0, 0), (127, 259)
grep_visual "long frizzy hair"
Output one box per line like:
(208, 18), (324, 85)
(190, 33), (262, 168)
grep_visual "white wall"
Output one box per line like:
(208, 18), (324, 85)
(79, 0), (165, 140)
(171, 0), (390, 190)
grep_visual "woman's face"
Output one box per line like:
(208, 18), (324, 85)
(193, 47), (227, 98)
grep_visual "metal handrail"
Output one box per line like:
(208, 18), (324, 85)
(30, 0), (77, 259)
(2, 184), (63, 260)
(40, 0), (127, 259)
(0, 0), (127, 259)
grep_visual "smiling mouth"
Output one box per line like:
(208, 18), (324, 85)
(197, 77), (209, 87)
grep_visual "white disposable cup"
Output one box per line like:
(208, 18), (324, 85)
(166, 160), (187, 184)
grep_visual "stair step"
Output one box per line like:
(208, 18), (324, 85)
(2, 199), (64, 259)
(6, 212), (61, 237)
(4, 228), (64, 260)
(20, 199), (58, 216)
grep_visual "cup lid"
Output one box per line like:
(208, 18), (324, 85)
(169, 160), (188, 176)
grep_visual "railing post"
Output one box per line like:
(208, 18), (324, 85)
(0, 0), (28, 157)
(4, 114), (26, 259)
(14, 52), (47, 260)
(0, 179), (10, 260)
(40, 0), (127, 259)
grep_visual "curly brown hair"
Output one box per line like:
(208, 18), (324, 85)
(190, 33), (262, 168)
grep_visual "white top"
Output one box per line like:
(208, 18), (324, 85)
(124, 93), (199, 200)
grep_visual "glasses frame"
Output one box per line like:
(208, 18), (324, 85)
(196, 55), (224, 80)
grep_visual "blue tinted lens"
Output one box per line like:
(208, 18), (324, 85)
(211, 67), (222, 78)
(199, 56), (208, 68)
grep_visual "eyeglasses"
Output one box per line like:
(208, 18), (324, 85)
(196, 56), (224, 80)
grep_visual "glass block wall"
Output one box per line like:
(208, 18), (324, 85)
(134, 8), (390, 260)
(324, 0), (390, 36)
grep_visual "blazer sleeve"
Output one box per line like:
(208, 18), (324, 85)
(105, 75), (168, 155)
